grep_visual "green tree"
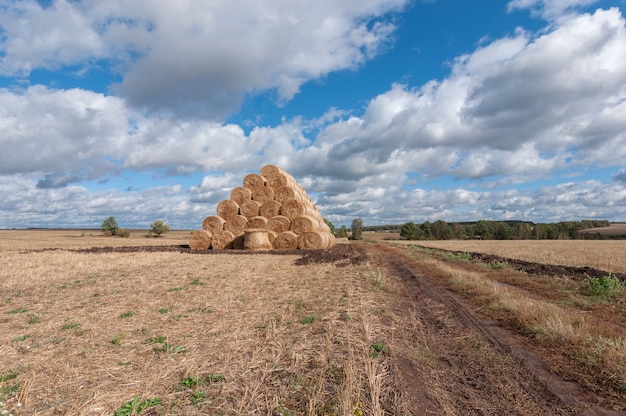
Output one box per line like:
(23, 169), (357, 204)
(474, 220), (495, 239)
(451, 222), (465, 239)
(337, 225), (348, 238)
(432, 220), (453, 240)
(421, 221), (433, 239)
(349, 218), (364, 240)
(101, 216), (119, 236)
(513, 222), (532, 239)
(324, 218), (336, 234)
(150, 220), (170, 237)
(400, 222), (422, 240)
(495, 222), (511, 240)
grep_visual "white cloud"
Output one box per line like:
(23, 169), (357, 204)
(0, 85), (130, 181)
(0, 174), (197, 229)
(0, 0), (103, 75)
(507, 0), (599, 19)
(294, 7), (626, 183)
(2, 3), (626, 228)
(0, 0), (406, 119)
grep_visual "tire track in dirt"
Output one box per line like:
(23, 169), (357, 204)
(370, 243), (623, 416)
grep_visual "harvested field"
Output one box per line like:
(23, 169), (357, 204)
(397, 239), (626, 275)
(580, 223), (626, 236)
(1, 230), (625, 415)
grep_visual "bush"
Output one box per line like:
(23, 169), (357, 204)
(400, 222), (422, 240)
(117, 228), (131, 238)
(585, 274), (621, 298)
(149, 220), (170, 238)
(101, 216), (119, 236)
(349, 218), (363, 240)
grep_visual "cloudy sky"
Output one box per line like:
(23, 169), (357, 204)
(1, 0), (626, 229)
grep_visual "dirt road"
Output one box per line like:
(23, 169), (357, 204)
(366, 243), (623, 416)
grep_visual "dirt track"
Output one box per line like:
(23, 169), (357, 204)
(57, 242), (626, 415)
(366, 243), (622, 416)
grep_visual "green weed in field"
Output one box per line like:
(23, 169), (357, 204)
(112, 333), (125, 345)
(60, 320), (80, 330)
(146, 335), (167, 344)
(300, 316), (317, 324)
(489, 262), (507, 270)
(585, 274), (621, 299)
(113, 397), (162, 416)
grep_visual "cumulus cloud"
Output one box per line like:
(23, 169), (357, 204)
(292, 7), (626, 183)
(0, 0), (406, 119)
(2, 2), (626, 227)
(0, 86), (130, 181)
(614, 169), (626, 183)
(507, 0), (599, 19)
(0, 175), (196, 229)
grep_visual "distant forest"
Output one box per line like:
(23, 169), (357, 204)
(361, 219), (625, 240)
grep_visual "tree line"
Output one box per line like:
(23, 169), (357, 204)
(397, 219), (611, 240)
(323, 219), (614, 240)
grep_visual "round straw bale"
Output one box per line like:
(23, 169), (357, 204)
(260, 164), (282, 177)
(250, 185), (275, 203)
(189, 230), (212, 250)
(273, 231), (298, 250)
(202, 215), (225, 233)
(266, 172), (301, 191)
(274, 186), (308, 203)
(281, 199), (318, 219)
(259, 200), (281, 218)
(247, 215), (269, 229)
(230, 186), (252, 206)
(244, 229), (272, 250)
(224, 215), (248, 234)
(240, 200), (261, 219)
(297, 231), (332, 250)
(265, 172), (289, 189)
(267, 230), (278, 243)
(243, 173), (266, 189)
(291, 215), (324, 234)
(216, 199), (239, 219)
(211, 229), (236, 249)
(268, 215), (291, 234)
(232, 233), (245, 250)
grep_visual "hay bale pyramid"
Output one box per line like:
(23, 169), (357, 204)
(189, 165), (335, 250)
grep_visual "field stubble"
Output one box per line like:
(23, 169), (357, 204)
(0, 235), (399, 415)
(382, 238), (626, 275)
(2, 231), (626, 415)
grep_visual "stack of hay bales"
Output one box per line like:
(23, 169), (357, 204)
(189, 165), (335, 251)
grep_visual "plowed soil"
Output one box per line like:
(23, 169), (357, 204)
(48, 242), (624, 415)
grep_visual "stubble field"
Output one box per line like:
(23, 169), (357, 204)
(1, 229), (626, 415)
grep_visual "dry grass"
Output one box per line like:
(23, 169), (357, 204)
(0, 229), (192, 252)
(398, 239), (626, 275)
(0, 233), (399, 415)
(400, 245), (626, 400)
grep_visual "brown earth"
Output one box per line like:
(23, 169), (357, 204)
(40, 243), (624, 415)
(37, 243), (624, 281)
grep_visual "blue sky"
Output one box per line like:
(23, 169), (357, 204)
(1, 0), (626, 229)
